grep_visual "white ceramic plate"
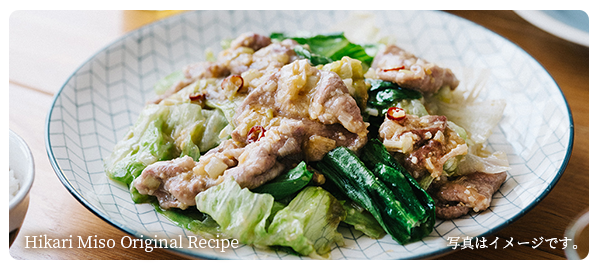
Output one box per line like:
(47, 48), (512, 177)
(515, 10), (589, 47)
(46, 10), (573, 260)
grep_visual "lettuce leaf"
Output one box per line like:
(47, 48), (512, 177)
(204, 98), (243, 142)
(432, 99), (506, 144)
(104, 105), (175, 185)
(322, 57), (370, 110)
(265, 186), (345, 256)
(455, 150), (510, 176)
(198, 107), (229, 152)
(195, 177), (274, 244)
(105, 103), (228, 186)
(195, 178), (346, 257)
(427, 86), (506, 145)
(424, 87), (509, 176)
(341, 201), (386, 239)
(154, 70), (184, 95)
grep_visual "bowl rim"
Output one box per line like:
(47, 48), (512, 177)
(564, 209), (589, 259)
(9, 129), (35, 211)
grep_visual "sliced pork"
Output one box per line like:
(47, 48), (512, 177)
(429, 171), (508, 219)
(379, 113), (467, 179)
(133, 148), (240, 210)
(371, 45), (460, 95)
(229, 32), (272, 51)
(135, 58), (369, 209)
(150, 32), (299, 104)
(233, 59), (368, 150)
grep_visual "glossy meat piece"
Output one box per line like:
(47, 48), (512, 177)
(233, 59), (368, 150)
(223, 118), (304, 189)
(429, 171), (508, 219)
(380, 113), (467, 178)
(248, 39), (299, 72)
(224, 60), (369, 188)
(230, 32), (272, 51)
(133, 140), (243, 209)
(150, 32), (297, 104)
(371, 45), (459, 95)
(137, 59), (369, 209)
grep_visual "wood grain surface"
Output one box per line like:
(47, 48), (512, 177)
(8, 10), (589, 260)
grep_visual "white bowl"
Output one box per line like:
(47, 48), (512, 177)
(564, 209), (589, 259)
(9, 130), (35, 246)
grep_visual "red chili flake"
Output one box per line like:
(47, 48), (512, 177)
(382, 66), (406, 72)
(247, 125), (266, 143)
(189, 93), (205, 101)
(387, 107), (406, 121)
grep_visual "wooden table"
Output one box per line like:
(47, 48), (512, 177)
(8, 10), (588, 260)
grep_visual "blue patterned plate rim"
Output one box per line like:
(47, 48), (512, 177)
(45, 10), (574, 260)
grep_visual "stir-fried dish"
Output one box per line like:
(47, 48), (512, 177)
(105, 32), (509, 258)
